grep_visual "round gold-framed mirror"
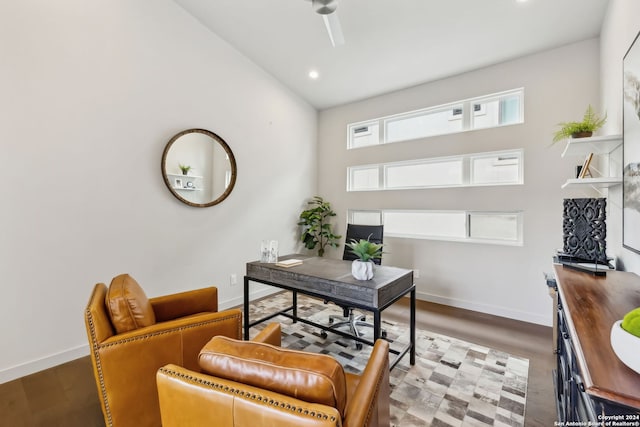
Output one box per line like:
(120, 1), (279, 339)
(161, 128), (237, 207)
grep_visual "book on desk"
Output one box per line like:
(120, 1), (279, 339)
(275, 259), (303, 268)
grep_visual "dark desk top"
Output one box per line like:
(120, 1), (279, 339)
(553, 263), (640, 410)
(246, 254), (413, 309)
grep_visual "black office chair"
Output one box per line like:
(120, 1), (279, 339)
(324, 224), (385, 349)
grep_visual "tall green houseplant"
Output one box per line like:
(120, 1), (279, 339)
(298, 196), (341, 257)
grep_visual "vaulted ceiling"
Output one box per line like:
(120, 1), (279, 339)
(174, 0), (610, 109)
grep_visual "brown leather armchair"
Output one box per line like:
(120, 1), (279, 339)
(156, 332), (391, 427)
(85, 274), (279, 427)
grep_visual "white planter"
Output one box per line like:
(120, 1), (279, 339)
(610, 320), (640, 374)
(352, 260), (374, 280)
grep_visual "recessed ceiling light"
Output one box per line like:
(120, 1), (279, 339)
(308, 70), (319, 80)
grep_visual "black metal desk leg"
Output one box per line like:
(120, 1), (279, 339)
(244, 276), (250, 340)
(373, 310), (381, 340)
(410, 288), (416, 365)
(292, 291), (297, 323)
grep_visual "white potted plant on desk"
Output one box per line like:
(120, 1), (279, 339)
(346, 237), (383, 280)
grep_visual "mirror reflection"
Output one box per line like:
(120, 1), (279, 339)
(161, 129), (237, 207)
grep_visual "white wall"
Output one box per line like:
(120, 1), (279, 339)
(600, 0), (640, 273)
(318, 39), (601, 327)
(0, 0), (316, 383)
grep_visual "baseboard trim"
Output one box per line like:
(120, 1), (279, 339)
(220, 287), (281, 310)
(0, 288), (280, 385)
(1, 288), (548, 384)
(0, 344), (89, 385)
(416, 291), (551, 327)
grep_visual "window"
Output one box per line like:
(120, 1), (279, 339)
(384, 211), (467, 239)
(385, 158), (463, 189)
(349, 210), (382, 226)
(470, 152), (522, 185)
(347, 149), (523, 191)
(471, 93), (522, 130)
(345, 89), (525, 247)
(347, 88), (523, 149)
(468, 212), (521, 242)
(385, 104), (463, 143)
(348, 165), (380, 191)
(348, 122), (380, 148)
(348, 209), (523, 246)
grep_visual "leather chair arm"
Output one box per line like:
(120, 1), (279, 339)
(151, 287), (218, 321)
(251, 323), (281, 346)
(157, 364), (341, 427)
(344, 339), (390, 427)
(92, 309), (241, 427)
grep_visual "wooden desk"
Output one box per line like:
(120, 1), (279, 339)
(244, 255), (415, 368)
(553, 263), (640, 419)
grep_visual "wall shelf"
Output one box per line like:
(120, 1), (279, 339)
(560, 134), (622, 191)
(561, 177), (622, 189)
(166, 172), (203, 179)
(560, 134), (622, 158)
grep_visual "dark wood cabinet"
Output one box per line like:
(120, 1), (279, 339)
(553, 264), (640, 422)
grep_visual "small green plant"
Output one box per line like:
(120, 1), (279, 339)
(298, 196), (341, 257)
(179, 164), (192, 175)
(622, 307), (640, 338)
(552, 105), (607, 143)
(346, 236), (384, 262)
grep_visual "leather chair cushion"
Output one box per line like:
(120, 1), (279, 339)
(106, 274), (156, 334)
(199, 336), (348, 417)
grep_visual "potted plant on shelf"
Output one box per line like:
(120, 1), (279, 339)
(552, 105), (607, 144)
(179, 164), (192, 175)
(346, 236), (383, 280)
(298, 196), (341, 257)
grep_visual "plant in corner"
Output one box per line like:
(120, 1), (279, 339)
(552, 105), (607, 144)
(346, 236), (383, 280)
(298, 196), (341, 257)
(179, 164), (192, 175)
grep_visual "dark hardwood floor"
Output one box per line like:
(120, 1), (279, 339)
(0, 299), (555, 426)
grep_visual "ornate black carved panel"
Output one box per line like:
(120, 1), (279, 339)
(563, 198), (607, 263)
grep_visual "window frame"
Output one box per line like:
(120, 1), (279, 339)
(347, 209), (524, 246)
(347, 88), (524, 149)
(347, 149), (523, 192)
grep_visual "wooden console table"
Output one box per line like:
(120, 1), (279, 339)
(553, 263), (640, 421)
(244, 255), (415, 369)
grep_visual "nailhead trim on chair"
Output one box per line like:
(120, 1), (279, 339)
(98, 313), (242, 348)
(158, 367), (338, 424)
(363, 352), (389, 426)
(86, 306), (241, 427)
(86, 297), (114, 427)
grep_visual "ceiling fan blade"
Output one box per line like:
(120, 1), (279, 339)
(322, 12), (344, 47)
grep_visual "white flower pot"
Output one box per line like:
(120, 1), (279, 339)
(352, 260), (374, 280)
(610, 320), (640, 374)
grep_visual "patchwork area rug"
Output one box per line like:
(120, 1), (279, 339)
(248, 292), (529, 427)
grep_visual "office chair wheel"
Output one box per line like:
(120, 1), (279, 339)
(359, 315), (366, 321)
(355, 343), (363, 351)
(320, 331), (328, 339)
(381, 330), (387, 339)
